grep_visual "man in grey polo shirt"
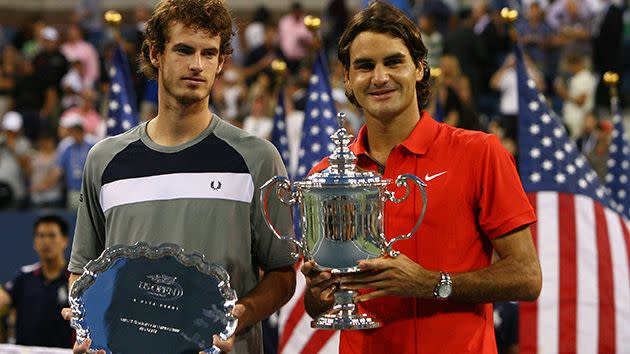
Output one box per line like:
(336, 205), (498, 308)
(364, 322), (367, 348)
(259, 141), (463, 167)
(66, 0), (296, 353)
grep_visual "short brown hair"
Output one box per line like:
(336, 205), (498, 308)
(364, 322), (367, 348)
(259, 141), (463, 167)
(139, 0), (234, 80)
(337, 1), (431, 109)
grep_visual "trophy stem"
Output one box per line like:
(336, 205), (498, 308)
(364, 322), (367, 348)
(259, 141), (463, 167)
(311, 289), (382, 330)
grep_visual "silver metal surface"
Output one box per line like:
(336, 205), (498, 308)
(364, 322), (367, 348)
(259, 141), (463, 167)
(261, 112), (428, 330)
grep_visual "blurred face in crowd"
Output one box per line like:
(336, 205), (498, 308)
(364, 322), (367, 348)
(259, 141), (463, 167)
(345, 31), (423, 124)
(33, 222), (68, 262)
(151, 21), (225, 105)
(528, 3), (543, 23)
(66, 25), (83, 43)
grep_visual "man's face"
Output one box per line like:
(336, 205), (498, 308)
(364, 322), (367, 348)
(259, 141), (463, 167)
(152, 22), (225, 105)
(33, 222), (68, 262)
(345, 31), (422, 123)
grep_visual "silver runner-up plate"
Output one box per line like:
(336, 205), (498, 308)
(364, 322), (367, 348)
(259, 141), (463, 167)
(70, 242), (238, 354)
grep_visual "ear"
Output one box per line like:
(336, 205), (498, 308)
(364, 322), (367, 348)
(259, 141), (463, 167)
(149, 45), (160, 68)
(344, 69), (351, 90)
(216, 55), (226, 75)
(416, 61), (424, 82)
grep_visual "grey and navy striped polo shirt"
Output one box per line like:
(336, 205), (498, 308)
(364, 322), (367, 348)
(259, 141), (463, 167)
(69, 115), (295, 353)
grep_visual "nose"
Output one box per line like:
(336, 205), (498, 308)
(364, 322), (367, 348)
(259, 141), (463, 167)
(189, 53), (203, 73)
(371, 64), (389, 86)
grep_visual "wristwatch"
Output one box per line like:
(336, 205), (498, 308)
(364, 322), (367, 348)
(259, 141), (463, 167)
(433, 271), (452, 300)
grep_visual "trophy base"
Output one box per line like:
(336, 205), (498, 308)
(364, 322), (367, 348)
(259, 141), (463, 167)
(311, 290), (382, 330)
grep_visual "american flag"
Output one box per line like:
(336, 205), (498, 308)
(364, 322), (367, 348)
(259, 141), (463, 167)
(277, 52), (340, 354)
(515, 44), (630, 353)
(106, 44), (138, 136)
(605, 93), (630, 219)
(271, 88), (291, 171)
(293, 53), (338, 181)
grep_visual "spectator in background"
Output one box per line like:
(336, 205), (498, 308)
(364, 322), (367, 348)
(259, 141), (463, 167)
(548, 0), (592, 61)
(61, 24), (100, 88)
(12, 18), (45, 60)
(0, 45), (18, 116)
(0, 215), (73, 348)
(0, 112), (28, 208)
(73, 0), (104, 50)
(32, 26), (69, 136)
(34, 27), (69, 94)
(244, 6), (272, 52)
(516, 1), (553, 74)
(471, 0), (510, 92)
(29, 131), (63, 208)
(575, 111), (599, 155)
(60, 89), (104, 141)
(0, 111), (32, 174)
(243, 94), (273, 140)
(490, 53), (545, 141)
(60, 60), (87, 109)
(418, 12), (443, 68)
(443, 8), (486, 103)
(586, 118), (613, 180)
(323, 0), (350, 58)
(212, 66), (247, 125)
(242, 24), (280, 86)
(554, 53), (597, 140)
(278, 2), (314, 74)
(53, 115), (93, 209)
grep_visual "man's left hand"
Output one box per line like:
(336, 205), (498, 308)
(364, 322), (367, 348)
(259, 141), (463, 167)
(200, 303), (245, 354)
(340, 254), (439, 302)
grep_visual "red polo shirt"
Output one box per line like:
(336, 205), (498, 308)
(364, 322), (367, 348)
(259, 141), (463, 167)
(311, 113), (536, 354)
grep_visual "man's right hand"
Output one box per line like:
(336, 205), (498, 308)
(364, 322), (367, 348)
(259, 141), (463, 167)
(61, 307), (106, 354)
(301, 261), (336, 316)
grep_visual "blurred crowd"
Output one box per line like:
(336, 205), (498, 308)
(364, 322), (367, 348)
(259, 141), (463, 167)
(0, 0), (628, 212)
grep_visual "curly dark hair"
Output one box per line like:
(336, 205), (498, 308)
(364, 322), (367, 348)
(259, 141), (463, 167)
(139, 0), (234, 80)
(337, 0), (431, 110)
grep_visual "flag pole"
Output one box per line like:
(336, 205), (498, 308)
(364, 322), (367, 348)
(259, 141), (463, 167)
(604, 71), (620, 104)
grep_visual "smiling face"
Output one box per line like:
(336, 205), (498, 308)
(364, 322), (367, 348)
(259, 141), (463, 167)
(151, 22), (225, 106)
(345, 31), (423, 124)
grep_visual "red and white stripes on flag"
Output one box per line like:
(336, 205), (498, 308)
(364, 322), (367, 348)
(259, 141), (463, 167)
(520, 192), (630, 353)
(278, 261), (340, 354)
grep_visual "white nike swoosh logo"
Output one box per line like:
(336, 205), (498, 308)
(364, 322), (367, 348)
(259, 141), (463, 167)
(425, 171), (447, 181)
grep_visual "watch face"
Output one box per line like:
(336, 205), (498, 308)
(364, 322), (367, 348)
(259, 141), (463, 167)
(438, 284), (452, 298)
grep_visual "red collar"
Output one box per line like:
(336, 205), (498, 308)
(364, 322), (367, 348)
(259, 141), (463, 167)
(350, 111), (440, 157)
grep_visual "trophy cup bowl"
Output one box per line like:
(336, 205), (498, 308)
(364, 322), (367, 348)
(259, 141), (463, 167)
(260, 113), (427, 330)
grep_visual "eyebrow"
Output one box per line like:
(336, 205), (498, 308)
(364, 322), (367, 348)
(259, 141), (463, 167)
(171, 43), (219, 53)
(352, 52), (407, 66)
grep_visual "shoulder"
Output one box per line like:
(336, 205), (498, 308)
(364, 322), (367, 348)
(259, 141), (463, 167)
(86, 125), (143, 164)
(214, 118), (280, 158)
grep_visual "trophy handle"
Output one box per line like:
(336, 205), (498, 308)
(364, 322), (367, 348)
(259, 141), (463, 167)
(383, 174), (427, 257)
(260, 176), (304, 259)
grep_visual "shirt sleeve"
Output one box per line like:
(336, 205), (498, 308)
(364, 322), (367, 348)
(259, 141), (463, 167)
(476, 134), (537, 239)
(250, 140), (297, 271)
(68, 146), (107, 274)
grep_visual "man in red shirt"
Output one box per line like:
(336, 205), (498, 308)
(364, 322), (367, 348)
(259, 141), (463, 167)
(301, 2), (542, 353)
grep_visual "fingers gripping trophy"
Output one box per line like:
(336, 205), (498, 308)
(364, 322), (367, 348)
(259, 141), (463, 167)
(261, 112), (427, 330)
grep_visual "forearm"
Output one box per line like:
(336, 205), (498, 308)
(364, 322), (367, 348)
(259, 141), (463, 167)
(449, 253), (541, 302)
(236, 266), (295, 333)
(69, 272), (81, 291)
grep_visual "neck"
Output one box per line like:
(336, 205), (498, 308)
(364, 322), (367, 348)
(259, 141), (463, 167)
(40, 256), (66, 280)
(364, 110), (420, 165)
(149, 93), (213, 147)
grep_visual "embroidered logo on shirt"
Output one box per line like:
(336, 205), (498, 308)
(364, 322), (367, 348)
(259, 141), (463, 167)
(210, 181), (222, 191)
(424, 171), (447, 181)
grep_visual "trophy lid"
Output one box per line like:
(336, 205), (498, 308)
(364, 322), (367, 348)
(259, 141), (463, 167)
(298, 112), (388, 187)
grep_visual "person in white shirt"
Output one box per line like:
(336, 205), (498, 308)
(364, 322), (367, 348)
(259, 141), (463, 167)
(554, 54), (597, 140)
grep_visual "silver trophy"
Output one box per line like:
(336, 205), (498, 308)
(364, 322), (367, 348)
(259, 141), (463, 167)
(261, 113), (427, 330)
